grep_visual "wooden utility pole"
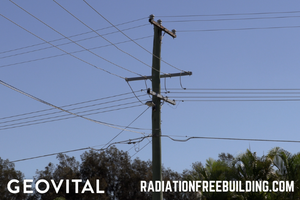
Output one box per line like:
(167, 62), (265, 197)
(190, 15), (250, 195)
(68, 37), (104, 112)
(126, 14), (192, 200)
(151, 16), (163, 200)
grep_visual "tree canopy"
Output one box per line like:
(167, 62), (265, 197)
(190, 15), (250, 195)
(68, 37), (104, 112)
(1, 146), (300, 199)
(0, 157), (28, 200)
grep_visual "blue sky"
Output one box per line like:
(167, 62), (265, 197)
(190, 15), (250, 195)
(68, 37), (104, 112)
(1, 0), (300, 180)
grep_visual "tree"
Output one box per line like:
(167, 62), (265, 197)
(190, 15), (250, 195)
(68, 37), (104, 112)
(80, 146), (152, 200)
(33, 153), (83, 200)
(233, 149), (277, 200)
(27, 146), (300, 200)
(0, 157), (28, 200)
(183, 158), (235, 200)
(268, 147), (300, 199)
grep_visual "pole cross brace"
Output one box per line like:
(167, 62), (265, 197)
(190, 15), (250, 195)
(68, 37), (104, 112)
(125, 71), (192, 82)
(149, 15), (176, 38)
(147, 88), (176, 105)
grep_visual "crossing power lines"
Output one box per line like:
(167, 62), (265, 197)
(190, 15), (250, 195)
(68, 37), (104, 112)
(2, 1), (300, 184)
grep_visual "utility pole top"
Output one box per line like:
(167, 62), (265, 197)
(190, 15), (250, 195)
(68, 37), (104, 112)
(149, 14), (176, 38)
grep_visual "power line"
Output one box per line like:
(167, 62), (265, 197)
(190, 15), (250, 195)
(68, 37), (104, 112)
(0, 79), (145, 134)
(0, 27), (149, 60)
(157, 10), (300, 18)
(6, 105), (150, 164)
(0, 17), (147, 55)
(0, 94), (146, 125)
(177, 25), (300, 32)
(0, 12), (125, 79)
(127, 82), (145, 104)
(166, 88), (300, 91)
(167, 91), (300, 94)
(163, 15), (300, 23)
(10, 135), (151, 163)
(0, 105), (147, 131)
(1, 91), (151, 131)
(162, 135), (300, 143)
(175, 99), (300, 102)
(168, 96), (300, 99)
(95, 135), (151, 151)
(10, 132), (300, 163)
(0, 91), (143, 121)
(10, 147), (91, 163)
(161, 89), (300, 101)
(131, 139), (152, 157)
(82, 0), (186, 74)
(0, 101), (147, 130)
(7, 1), (142, 79)
(54, 0), (152, 79)
(0, 35), (151, 69)
(129, 130), (300, 157)
(103, 107), (150, 149)
(9, 0), (143, 78)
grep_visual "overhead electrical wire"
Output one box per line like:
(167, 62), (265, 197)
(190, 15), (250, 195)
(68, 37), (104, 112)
(167, 91), (300, 94)
(5, 6), (300, 163)
(162, 135), (300, 143)
(0, 94), (146, 125)
(142, 88), (300, 101)
(177, 25), (300, 32)
(0, 91), (144, 121)
(0, 27), (150, 60)
(0, 35), (152, 69)
(0, 101), (147, 131)
(0, 90), (151, 131)
(0, 105), (147, 131)
(157, 10), (300, 18)
(9, 109), (152, 163)
(163, 15), (300, 23)
(8, 109), (152, 163)
(95, 135), (151, 151)
(131, 139), (152, 157)
(10, 147), (91, 163)
(127, 82), (145, 104)
(9, 1), (144, 78)
(175, 99), (300, 102)
(82, 0), (186, 74)
(49, 4), (152, 110)
(168, 96), (300, 99)
(0, 17), (147, 55)
(166, 88), (300, 91)
(0, 13), (125, 79)
(10, 132), (300, 163)
(128, 86), (300, 155)
(102, 107), (150, 149)
(10, 135), (151, 163)
(54, 0), (154, 79)
(0, 79), (145, 134)
(165, 88), (300, 102)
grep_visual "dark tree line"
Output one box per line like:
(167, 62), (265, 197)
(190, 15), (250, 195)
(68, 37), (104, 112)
(1, 146), (300, 200)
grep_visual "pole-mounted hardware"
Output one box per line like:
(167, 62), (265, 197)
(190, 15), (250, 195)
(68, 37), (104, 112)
(149, 14), (176, 38)
(125, 71), (192, 82)
(147, 88), (176, 105)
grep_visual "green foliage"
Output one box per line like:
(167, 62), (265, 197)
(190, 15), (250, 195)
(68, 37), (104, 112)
(268, 147), (300, 199)
(32, 153), (82, 200)
(0, 157), (28, 200)
(80, 147), (152, 199)
(2, 146), (300, 199)
(182, 148), (300, 200)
